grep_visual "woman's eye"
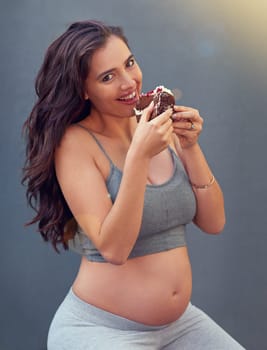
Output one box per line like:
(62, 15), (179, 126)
(126, 58), (135, 67)
(102, 73), (113, 82)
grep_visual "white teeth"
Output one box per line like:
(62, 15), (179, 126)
(120, 92), (136, 100)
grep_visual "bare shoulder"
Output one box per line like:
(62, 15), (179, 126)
(55, 124), (106, 169)
(55, 123), (111, 186)
(56, 124), (95, 156)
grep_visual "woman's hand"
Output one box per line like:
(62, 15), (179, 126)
(172, 105), (203, 149)
(131, 102), (174, 159)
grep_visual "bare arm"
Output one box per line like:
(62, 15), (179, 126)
(172, 106), (225, 234)
(55, 105), (173, 264)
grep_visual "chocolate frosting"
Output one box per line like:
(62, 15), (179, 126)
(135, 87), (175, 120)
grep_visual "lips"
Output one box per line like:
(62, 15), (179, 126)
(117, 91), (138, 104)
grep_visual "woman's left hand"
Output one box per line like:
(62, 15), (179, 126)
(172, 105), (203, 149)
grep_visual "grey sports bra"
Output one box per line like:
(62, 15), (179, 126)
(68, 125), (197, 262)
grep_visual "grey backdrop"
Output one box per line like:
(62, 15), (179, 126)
(1, 0), (266, 349)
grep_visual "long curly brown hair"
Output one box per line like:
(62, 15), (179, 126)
(22, 20), (128, 251)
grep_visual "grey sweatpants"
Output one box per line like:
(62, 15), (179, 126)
(47, 289), (245, 349)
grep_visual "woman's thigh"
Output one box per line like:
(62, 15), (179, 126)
(162, 304), (246, 350)
(48, 327), (157, 350)
(47, 289), (161, 350)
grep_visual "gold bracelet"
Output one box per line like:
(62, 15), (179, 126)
(190, 174), (215, 189)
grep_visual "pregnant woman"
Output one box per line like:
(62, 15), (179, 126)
(22, 19), (245, 349)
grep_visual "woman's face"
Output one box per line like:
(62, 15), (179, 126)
(84, 35), (143, 118)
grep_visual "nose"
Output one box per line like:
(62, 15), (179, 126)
(120, 72), (136, 91)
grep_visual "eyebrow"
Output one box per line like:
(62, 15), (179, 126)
(96, 54), (134, 80)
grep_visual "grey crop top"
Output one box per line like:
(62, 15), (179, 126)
(68, 126), (196, 262)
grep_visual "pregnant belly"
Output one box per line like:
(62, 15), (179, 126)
(72, 246), (192, 326)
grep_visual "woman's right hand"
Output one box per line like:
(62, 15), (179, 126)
(131, 102), (174, 159)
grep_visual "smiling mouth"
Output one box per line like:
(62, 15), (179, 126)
(118, 91), (137, 103)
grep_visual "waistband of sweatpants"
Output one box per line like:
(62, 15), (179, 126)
(65, 288), (178, 331)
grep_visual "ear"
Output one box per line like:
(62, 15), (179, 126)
(84, 90), (89, 100)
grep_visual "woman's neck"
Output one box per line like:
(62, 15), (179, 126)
(83, 111), (137, 141)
